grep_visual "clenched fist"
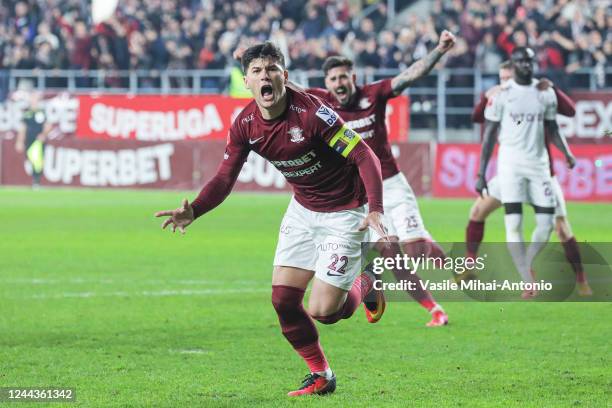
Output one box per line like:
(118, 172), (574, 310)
(437, 30), (456, 53)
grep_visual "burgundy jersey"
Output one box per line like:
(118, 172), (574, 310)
(308, 79), (401, 179)
(191, 85), (383, 217)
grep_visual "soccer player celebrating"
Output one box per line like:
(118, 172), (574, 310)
(306, 30), (456, 326)
(467, 62), (592, 296)
(476, 47), (577, 299)
(155, 42), (389, 396)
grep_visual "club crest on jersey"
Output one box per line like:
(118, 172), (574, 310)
(343, 128), (357, 140)
(288, 126), (304, 143)
(359, 98), (371, 109)
(316, 105), (338, 127)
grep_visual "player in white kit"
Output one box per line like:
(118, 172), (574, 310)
(476, 47), (576, 299)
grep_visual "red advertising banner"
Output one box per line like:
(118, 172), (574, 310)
(1, 139), (195, 189)
(559, 91), (612, 143)
(433, 143), (612, 201)
(1, 139), (425, 192)
(75, 95), (250, 141)
(75, 94), (410, 142)
(1, 92), (409, 142)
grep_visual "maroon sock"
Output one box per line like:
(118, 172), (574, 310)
(313, 273), (373, 324)
(271, 285), (328, 372)
(397, 241), (437, 308)
(466, 220), (485, 257)
(427, 240), (447, 260)
(561, 237), (586, 282)
(402, 239), (446, 260)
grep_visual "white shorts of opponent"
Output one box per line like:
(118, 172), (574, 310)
(273, 197), (369, 291)
(369, 172), (431, 242)
(487, 174), (566, 216)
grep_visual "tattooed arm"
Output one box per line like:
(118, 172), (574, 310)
(390, 30), (456, 96)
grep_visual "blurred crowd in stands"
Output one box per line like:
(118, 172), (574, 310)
(0, 0), (609, 88)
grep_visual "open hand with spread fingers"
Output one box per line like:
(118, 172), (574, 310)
(359, 211), (390, 242)
(155, 198), (194, 235)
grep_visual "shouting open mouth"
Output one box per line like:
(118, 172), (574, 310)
(261, 84), (274, 102)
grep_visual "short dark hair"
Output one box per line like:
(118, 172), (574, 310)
(241, 41), (285, 72)
(322, 56), (354, 75)
(499, 60), (512, 70)
(511, 46), (535, 61)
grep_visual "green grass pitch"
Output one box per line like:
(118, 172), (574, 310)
(0, 188), (610, 407)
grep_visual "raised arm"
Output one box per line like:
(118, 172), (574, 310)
(545, 120), (576, 169)
(390, 30), (456, 96)
(475, 120), (499, 196)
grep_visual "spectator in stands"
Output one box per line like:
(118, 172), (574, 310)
(0, 0), (608, 91)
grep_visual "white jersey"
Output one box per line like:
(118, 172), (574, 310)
(484, 78), (557, 171)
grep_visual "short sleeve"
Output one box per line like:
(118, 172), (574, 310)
(368, 79), (394, 102)
(484, 93), (504, 122)
(544, 89), (558, 120)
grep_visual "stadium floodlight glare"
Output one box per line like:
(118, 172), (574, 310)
(92, 0), (119, 24)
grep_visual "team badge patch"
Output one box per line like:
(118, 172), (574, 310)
(359, 98), (371, 109)
(288, 126), (304, 143)
(316, 105), (338, 127)
(343, 128), (357, 140)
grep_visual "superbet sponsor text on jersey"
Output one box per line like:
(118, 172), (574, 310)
(308, 79), (400, 179)
(222, 84), (370, 212)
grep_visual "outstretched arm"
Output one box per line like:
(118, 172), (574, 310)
(390, 30), (456, 96)
(155, 138), (249, 233)
(476, 120), (499, 196)
(189, 150), (246, 218)
(545, 120), (576, 169)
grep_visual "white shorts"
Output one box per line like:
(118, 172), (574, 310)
(487, 175), (566, 217)
(273, 197), (369, 291)
(370, 172), (431, 242)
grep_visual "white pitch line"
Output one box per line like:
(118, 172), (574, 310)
(0, 278), (269, 286)
(169, 349), (210, 355)
(15, 288), (270, 300)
